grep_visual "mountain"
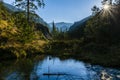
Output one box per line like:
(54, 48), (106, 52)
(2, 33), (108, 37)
(3, 2), (21, 12)
(68, 16), (91, 38)
(2, 2), (51, 38)
(69, 16), (91, 32)
(49, 22), (73, 32)
(3, 2), (49, 27)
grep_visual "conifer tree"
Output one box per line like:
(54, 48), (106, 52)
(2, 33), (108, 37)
(15, 0), (45, 22)
(52, 21), (57, 36)
(91, 5), (100, 15)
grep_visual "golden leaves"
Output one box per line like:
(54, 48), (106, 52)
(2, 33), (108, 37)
(0, 20), (8, 29)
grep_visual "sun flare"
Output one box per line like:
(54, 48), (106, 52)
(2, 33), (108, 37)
(103, 4), (110, 10)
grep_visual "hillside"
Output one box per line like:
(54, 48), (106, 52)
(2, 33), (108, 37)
(68, 16), (91, 38)
(0, 2), (49, 59)
(3, 2), (21, 12)
(69, 16), (91, 32)
(3, 2), (51, 38)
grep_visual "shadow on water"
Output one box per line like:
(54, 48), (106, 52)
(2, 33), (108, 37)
(0, 55), (120, 80)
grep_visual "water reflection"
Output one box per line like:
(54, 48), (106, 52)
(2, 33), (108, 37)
(0, 56), (120, 80)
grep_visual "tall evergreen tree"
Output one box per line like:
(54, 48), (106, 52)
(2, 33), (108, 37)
(52, 21), (57, 35)
(15, 0), (45, 22)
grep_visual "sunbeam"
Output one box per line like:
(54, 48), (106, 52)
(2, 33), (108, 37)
(103, 4), (110, 10)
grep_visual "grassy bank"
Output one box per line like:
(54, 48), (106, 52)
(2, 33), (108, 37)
(0, 40), (48, 60)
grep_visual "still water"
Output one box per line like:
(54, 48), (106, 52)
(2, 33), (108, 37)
(0, 55), (120, 80)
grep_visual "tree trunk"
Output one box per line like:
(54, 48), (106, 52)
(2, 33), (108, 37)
(27, 0), (30, 22)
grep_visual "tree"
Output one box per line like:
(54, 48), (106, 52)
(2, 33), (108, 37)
(91, 5), (100, 15)
(15, 0), (45, 22)
(115, 0), (120, 5)
(52, 21), (57, 36)
(102, 0), (112, 5)
(84, 0), (120, 45)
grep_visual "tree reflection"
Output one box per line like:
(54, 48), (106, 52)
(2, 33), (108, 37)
(15, 59), (34, 80)
(0, 59), (38, 80)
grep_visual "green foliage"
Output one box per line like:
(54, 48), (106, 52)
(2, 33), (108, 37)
(68, 21), (87, 39)
(85, 6), (120, 45)
(91, 5), (100, 15)
(11, 12), (34, 43)
(15, 0), (45, 21)
(51, 22), (68, 40)
(0, 3), (47, 59)
(45, 40), (83, 55)
(81, 1), (120, 57)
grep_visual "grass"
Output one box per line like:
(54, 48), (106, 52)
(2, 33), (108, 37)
(0, 40), (48, 59)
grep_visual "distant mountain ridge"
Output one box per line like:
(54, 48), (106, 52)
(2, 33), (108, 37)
(69, 16), (91, 32)
(3, 2), (21, 12)
(49, 22), (73, 32)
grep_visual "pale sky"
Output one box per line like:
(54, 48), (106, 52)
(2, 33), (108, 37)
(4, 0), (101, 23)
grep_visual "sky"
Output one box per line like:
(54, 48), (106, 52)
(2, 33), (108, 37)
(4, 0), (101, 23)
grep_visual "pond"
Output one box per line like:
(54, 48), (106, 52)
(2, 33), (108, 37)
(0, 55), (120, 80)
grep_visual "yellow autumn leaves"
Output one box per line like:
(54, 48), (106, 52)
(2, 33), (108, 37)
(0, 20), (8, 29)
(0, 20), (19, 37)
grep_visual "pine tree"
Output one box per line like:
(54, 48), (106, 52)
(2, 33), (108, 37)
(52, 21), (56, 32)
(91, 5), (100, 15)
(52, 21), (57, 35)
(15, 0), (45, 22)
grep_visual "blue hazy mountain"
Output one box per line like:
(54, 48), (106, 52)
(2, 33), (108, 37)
(49, 22), (73, 32)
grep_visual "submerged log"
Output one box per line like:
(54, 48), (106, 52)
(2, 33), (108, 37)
(43, 73), (67, 76)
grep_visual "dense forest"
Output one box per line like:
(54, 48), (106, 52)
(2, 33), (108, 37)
(0, 0), (120, 68)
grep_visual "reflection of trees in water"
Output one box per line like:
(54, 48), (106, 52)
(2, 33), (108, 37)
(58, 75), (82, 80)
(15, 59), (34, 80)
(0, 55), (45, 80)
(42, 73), (87, 80)
(32, 71), (90, 80)
(11, 58), (45, 80)
(0, 60), (17, 80)
(0, 59), (35, 80)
